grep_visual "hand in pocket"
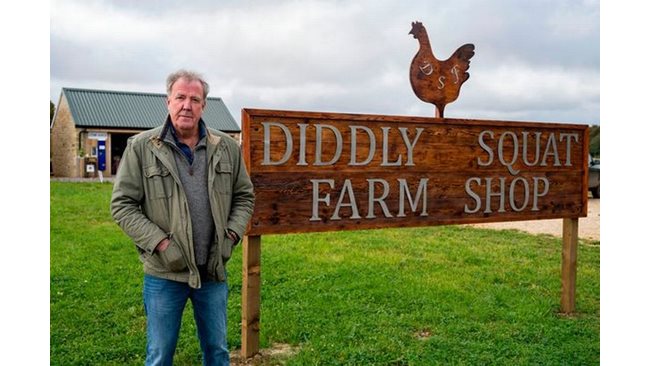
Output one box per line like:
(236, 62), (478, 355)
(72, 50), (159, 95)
(221, 231), (239, 263)
(158, 239), (187, 272)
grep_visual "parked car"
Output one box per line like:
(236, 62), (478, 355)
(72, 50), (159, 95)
(588, 155), (600, 198)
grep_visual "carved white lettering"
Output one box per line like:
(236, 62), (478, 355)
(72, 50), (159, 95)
(420, 62), (433, 76)
(262, 122), (292, 166)
(478, 130), (494, 167)
(310, 179), (334, 221)
(476, 130), (580, 170)
(464, 176), (550, 214)
(532, 177), (549, 211)
(262, 122), (424, 167)
(437, 75), (446, 89)
(541, 133), (561, 167)
(367, 179), (392, 219)
(498, 131), (521, 175)
(297, 123), (308, 166)
(400, 127), (424, 166)
(451, 65), (460, 84)
(509, 177), (530, 212)
(332, 179), (361, 221)
(464, 177), (482, 214)
(522, 131), (542, 166)
(559, 133), (579, 166)
(315, 124), (343, 166)
(381, 127), (402, 166)
(398, 178), (429, 217)
(310, 178), (430, 221)
(350, 125), (376, 166)
(485, 177), (507, 213)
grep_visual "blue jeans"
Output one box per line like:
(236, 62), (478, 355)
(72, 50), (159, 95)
(143, 274), (229, 366)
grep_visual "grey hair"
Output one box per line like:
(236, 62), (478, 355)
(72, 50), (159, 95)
(166, 69), (210, 100)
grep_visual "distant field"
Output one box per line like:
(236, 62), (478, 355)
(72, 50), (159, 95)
(51, 182), (599, 365)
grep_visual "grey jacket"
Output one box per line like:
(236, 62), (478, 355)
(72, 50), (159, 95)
(110, 121), (255, 288)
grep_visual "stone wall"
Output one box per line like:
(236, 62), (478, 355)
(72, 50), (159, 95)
(50, 96), (80, 177)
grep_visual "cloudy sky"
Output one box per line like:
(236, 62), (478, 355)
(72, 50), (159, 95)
(50, 0), (599, 125)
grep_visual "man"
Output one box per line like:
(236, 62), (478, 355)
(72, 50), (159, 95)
(111, 70), (255, 366)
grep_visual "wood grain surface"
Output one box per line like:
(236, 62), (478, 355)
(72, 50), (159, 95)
(242, 109), (589, 235)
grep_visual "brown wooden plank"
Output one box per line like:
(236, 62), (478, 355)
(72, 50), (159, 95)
(247, 118), (586, 174)
(561, 218), (579, 313)
(241, 235), (261, 358)
(247, 170), (585, 235)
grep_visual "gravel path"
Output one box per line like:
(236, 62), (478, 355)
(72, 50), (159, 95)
(469, 198), (600, 241)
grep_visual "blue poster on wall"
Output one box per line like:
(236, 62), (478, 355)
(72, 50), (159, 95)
(98, 140), (106, 171)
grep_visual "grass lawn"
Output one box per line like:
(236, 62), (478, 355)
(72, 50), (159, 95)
(51, 182), (599, 365)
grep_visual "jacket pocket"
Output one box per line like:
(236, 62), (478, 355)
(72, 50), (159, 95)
(221, 236), (236, 263)
(139, 250), (153, 264)
(157, 239), (187, 272)
(214, 162), (232, 194)
(144, 164), (172, 199)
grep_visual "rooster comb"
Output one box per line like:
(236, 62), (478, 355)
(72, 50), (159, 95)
(410, 21), (425, 31)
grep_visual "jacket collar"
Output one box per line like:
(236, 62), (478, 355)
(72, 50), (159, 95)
(159, 116), (203, 142)
(149, 116), (223, 170)
(156, 115), (222, 148)
(147, 117), (225, 186)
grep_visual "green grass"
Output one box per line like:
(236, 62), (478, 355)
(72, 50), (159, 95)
(51, 182), (599, 365)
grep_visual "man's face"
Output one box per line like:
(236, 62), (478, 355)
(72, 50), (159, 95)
(167, 78), (205, 133)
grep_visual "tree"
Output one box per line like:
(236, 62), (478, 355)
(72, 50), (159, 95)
(588, 125), (600, 157)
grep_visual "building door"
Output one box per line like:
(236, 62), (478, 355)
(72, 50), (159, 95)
(110, 133), (134, 175)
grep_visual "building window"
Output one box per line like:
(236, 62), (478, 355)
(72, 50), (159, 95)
(91, 146), (98, 157)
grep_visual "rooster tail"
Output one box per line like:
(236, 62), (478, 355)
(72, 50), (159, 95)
(452, 44), (475, 64)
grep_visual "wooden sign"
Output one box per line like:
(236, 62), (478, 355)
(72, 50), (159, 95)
(409, 21), (475, 118)
(240, 108), (589, 357)
(242, 109), (589, 236)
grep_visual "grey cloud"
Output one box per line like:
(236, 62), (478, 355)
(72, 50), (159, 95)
(50, 0), (599, 125)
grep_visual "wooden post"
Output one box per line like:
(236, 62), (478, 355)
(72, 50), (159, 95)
(241, 235), (261, 358)
(561, 218), (579, 314)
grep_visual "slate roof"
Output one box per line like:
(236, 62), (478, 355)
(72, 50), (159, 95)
(60, 87), (240, 132)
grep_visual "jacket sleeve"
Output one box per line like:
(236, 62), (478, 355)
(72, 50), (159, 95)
(226, 144), (255, 239)
(110, 138), (167, 254)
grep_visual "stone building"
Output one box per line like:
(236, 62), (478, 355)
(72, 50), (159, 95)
(50, 88), (241, 178)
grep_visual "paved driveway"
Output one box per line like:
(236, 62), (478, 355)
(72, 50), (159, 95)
(469, 198), (600, 241)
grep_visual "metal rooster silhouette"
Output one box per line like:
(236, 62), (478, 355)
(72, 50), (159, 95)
(409, 21), (475, 118)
